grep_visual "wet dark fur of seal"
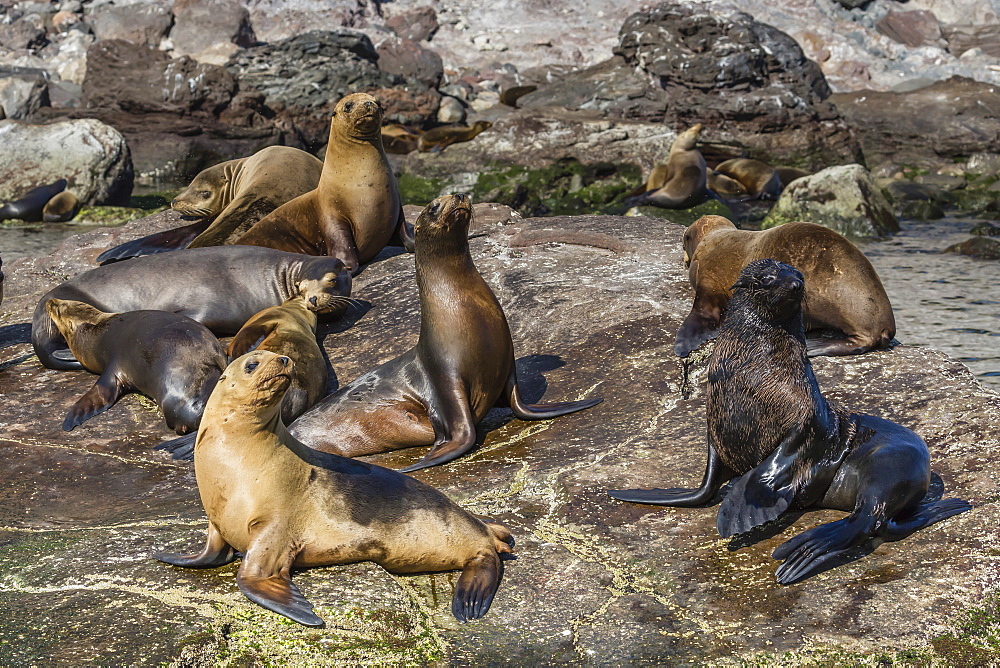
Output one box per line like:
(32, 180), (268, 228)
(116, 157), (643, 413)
(0, 179), (67, 222)
(288, 193), (603, 472)
(609, 259), (970, 584)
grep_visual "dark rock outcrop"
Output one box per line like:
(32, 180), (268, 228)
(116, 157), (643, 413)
(944, 236), (1000, 259)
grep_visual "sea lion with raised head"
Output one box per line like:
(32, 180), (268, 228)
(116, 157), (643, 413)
(417, 120), (492, 153)
(96, 146), (324, 264)
(41, 191), (80, 222)
(675, 215), (895, 357)
(610, 259), (970, 584)
(0, 179), (67, 222)
(45, 299), (227, 434)
(630, 124), (708, 208)
(155, 350), (515, 626)
(714, 158), (782, 200)
(288, 193), (603, 472)
(33, 246), (351, 371)
(235, 93), (413, 273)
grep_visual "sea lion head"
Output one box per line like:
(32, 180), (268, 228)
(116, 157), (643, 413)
(673, 123), (703, 151)
(45, 298), (109, 338)
(171, 163), (230, 217)
(216, 351), (294, 413)
(730, 259), (805, 321)
(414, 193), (473, 244)
(296, 257), (353, 313)
(683, 215), (737, 266)
(472, 120), (493, 133)
(333, 92), (384, 139)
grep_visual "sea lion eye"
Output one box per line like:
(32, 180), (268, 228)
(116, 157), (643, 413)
(760, 275), (776, 287)
(429, 203), (440, 215)
(245, 360), (259, 373)
(199, 191), (212, 198)
(345, 102), (354, 112)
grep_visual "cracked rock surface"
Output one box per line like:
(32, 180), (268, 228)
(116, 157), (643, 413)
(0, 210), (997, 664)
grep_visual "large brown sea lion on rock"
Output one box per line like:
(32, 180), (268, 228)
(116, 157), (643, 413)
(96, 146), (324, 264)
(155, 350), (515, 627)
(714, 158), (782, 200)
(629, 124), (708, 208)
(45, 299), (227, 435)
(676, 215), (895, 357)
(610, 259), (970, 584)
(235, 93), (414, 273)
(33, 246), (351, 371)
(289, 193), (603, 472)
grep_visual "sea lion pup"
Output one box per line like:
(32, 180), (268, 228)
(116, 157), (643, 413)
(45, 299), (227, 434)
(96, 146), (324, 264)
(629, 124), (708, 208)
(33, 246), (351, 371)
(235, 93), (414, 274)
(706, 170), (749, 201)
(155, 350), (515, 626)
(417, 120), (492, 153)
(675, 215), (895, 358)
(610, 260), (970, 584)
(713, 158), (782, 200)
(289, 193), (603, 472)
(42, 191), (81, 222)
(0, 179), (67, 222)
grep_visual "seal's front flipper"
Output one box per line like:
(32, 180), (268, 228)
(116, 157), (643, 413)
(51, 348), (79, 363)
(389, 207), (415, 252)
(154, 521), (236, 568)
(398, 409), (477, 473)
(452, 549), (502, 622)
(62, 371), (127, 431)
(96, 219), (212, 265)
(227, 322), (275, 359)
(505, 371), (602, 420)
(716, 465), (795, 538)
(237, 559), (323, 627)
(610, 444), (733, 507)
(674, 295), (722, 358)
(772, 514), (875, 584)
(155, 432), (197, 460)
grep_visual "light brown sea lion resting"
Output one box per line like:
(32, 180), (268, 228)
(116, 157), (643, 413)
(155, 350), (515, 627)
(42, 191), (80, 222)
(714, 158), (782, 200)
(417, 120), (492, 153)
(706, 170), (749, 201)
(675, 215), (896, 357)
(45, 299), (227, 435)
(235, 93), (413, 273)
(630, 124), (708, 208)
(380, 123), (422, 154)
(96, 146), (324, 264)
(289, 193), (603, 472)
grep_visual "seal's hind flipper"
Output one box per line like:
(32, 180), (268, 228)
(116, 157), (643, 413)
(95, 219), (212, 265)
(506, 372), (602, 420)
(50, 348), (79, 363)
(452, 549), (502, 622)
(62, 371), (127, 431)
(716, 466), (794, 538)
(154, 432), (197, 460)
(237, 563), (324, 627)
(772, 514), (875, 584)
(154, 521), (236, 568)
(880, 497), (971, 541)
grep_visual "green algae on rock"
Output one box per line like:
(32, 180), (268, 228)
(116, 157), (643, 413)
(625, 199), (734, 227)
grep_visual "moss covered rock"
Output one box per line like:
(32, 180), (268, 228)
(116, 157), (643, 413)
(624, 199), (734, 226)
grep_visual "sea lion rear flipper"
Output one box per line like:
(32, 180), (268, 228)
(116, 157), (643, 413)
(50, 348), (79, 363)
(609, 444), (733, 506)
(237, 543), (323, 627)
(504, 370), (603, 420)
(154, 521), (237, 568)
(452, 549), (502, 622)
(154, 432), (197, 460)
(389, 207), (415, 252)
(95, 218), (213, 265)
(227, 322), (276, 359)
(62, 371), (127, 431)
(772, 513), (877, 584)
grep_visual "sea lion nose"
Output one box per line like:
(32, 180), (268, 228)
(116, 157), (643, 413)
(365, 100), (376, 112)
(455, 192), (468, 201)
(278, 356), (290, 366)
(309, 296), (318, 306)
(789, 279), (803, 292)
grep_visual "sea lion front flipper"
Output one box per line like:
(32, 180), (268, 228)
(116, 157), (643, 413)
(674, 294), (724, 357)
(154, 521), (237, 568)
(389, 206), (415, 252)
(452, 549), (503, 622)
(154, 432), (197, 460)
(50, 348), (79, 363)
(504, 370), (603, 420)
(609, 444), (734, 506)
(227, 322), (276, 359)
(716, 442), (802, 538)
(62, 370), (128, 431)
(236, 536), (323, 627)
(96, 218), (214, 265)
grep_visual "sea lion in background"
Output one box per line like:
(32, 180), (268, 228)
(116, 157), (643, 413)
(155, 350), (515, 626)
(96, 146), (324, 264)
(610, 260), (970, 584)
(706, 170), (749, 201)
(381, 124), (422, 154)
(33, 246), (352, 371)
(42, 191), (81, 222)
(0, 179), (67, 222)
(630, 124), (708, 208)
(236, 93), (414, 274)
(289, 193), (603, 472)
(45, 299), (227, 434)
(675, 215), (895, 358)
(775, 166), (811, 187)
(714, 158), (782, 200)
(417, 120), (492, 153)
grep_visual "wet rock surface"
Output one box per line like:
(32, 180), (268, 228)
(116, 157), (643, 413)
(0, 210), (997, 664)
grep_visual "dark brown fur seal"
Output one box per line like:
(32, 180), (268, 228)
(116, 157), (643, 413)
(610, 259), (970, 584)
(33, 246), (351, 371)
(630, 124), (708, 209)
(155, 350), (515, 626)
(45, 299), (227, 435)
(417, 120), (492, 153)
(96, 146), (323, 264)
(0, 179), (67, 222)
(289, 193), (603, 472)
(676, 215), (895, 357)
(714, 158), (782, 200)
(236, 93), (413, 273)
(42, 191), (80, 222)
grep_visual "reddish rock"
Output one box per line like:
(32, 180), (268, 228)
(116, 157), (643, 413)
(875, 9), (943, 48)
(384, 6), (438, 42)
(170, 0), (256, 57)
(372, 32), (443, 89)
(86, 2), (173, 48)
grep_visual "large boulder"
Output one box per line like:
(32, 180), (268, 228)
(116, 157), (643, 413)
(370, 31), (444, 89)
(169, 0), (256, 57)
(0, 211), (996, 664)
(762, 163), (898, 237)
(85, 1), (173, 48)
(0, 118), (132, 205)
(0, 70), (49, 119)
(242, 0), (380, 43)
(944, 236), (1000, 259)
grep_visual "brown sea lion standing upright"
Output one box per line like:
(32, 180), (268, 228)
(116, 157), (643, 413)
(631, 124), (708, 208)
(610, 259), (969, 584)
(675, 215), (895, 357)
(714, 158), (782, 200)
(155, 350), (515, 626)
(96, 146), (324, 264)
(236, 93), (413, 273)
(289, 193), (603, 472)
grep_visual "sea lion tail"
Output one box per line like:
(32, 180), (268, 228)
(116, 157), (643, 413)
(154, 432), (197, 460)
(452, 549), (503, 622)
(95, 219), (213, 265)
